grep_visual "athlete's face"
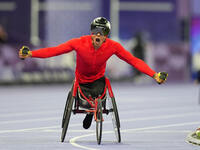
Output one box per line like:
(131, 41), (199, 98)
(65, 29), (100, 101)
(91, 32), (106, 49)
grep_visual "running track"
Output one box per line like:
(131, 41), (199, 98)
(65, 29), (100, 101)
(0, 82), (200, 150)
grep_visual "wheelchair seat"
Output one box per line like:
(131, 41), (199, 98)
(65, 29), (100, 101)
(76, 84), (107, 109)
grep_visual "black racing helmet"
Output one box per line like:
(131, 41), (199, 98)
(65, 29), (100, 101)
(90, 17), (111, 36)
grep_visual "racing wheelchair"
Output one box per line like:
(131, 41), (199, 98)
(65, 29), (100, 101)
(61, 77), (121, 145)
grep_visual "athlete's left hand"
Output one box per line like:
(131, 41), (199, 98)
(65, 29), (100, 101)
(153, 72), (168, 84)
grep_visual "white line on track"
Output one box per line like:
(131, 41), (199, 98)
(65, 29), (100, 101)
(0, 105), (196, 118)
(120, 112), (200, 122)
(0, 117), (59, 125)
(0, 112), (199, 134)
(70, 133), (99, 150)
(0, 115), (199, 149)
(69, 121), (200, 150)
(119, 105), (199, 115)
(43, 129), (94, 133)
(134, 130), (191, 133)
(0, 110), (61, 118)
(43, 129), (191, 133)
(0, 111), (200, 149)
(0, 126), (59, 134)
(0, 112), (198, 125)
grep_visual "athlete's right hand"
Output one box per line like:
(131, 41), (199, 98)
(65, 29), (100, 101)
(19, 46), (32, 60)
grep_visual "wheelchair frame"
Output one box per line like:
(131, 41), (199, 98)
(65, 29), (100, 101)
(61, 77), (121, 144)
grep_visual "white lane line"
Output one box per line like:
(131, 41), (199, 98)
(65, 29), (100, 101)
(44, 129), (190, 133)
(119, 105), (199, 115)
(0, 122), (84, 134)
(0, 110), (61, 118)
(0, 117), (60, 125)
(0, 112), (199, 136)
(0, 112), (198, 125)
(0, 104), (195, 118)
(122, 121), (200, 133)
(69, 133), (98, 150)
(1, 111), (196, 133)
(120, 112), (200, 122)
(0, 123), (84, 134)
(1, 112), (198, 134)
(43, 129), (94, 133)
(0, 126), (59, 134)
(133, 130), (191, 133)
(69, 121), (200, 150)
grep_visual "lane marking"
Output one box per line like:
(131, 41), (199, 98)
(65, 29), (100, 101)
(43, 129), (190, 133)
(0, 114), (199, 149)
(0, 112), (199, 135)
(119, 112), (200, 122)
(0, 104), (196, 118)
(0, 112), (198, 125)
(69, 121), (200, 150)
(0, 117), (60, 125)
(129, 130), (191, 133)
(122, 121), (200, 133)
(0, 110), (62, 118)
(43, 129), (94, 133)
(0, 123), (85, 134)
(69, 133), (98, 150)
(119, 105), (199, 115)
(0, 126), (59, 134)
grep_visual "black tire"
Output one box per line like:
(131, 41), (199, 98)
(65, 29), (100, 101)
(111, 97), (121, 143)
(62, 91), (72, 128)
(61, 91), (74, 142)
(96, 99), (103, 145)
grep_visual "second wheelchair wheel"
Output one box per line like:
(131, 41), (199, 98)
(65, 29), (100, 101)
(62, 91), (71, 128)
(61, 91), (74, 142)
(96, 99), (103, 145)
(111, 97), (121, 143)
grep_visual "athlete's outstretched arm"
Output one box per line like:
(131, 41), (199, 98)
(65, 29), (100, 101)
(114, 42), (167, 84)
(19, 38), (79, 59)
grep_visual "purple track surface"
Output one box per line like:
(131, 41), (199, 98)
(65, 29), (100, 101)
(0, 83), (200, 150)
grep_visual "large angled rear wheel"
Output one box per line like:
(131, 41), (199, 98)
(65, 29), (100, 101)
(61, 91), (74, 142)
(110, 97), (121, 143)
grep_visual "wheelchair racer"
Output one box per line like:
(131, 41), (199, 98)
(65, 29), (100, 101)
(19, 17), (167, 129)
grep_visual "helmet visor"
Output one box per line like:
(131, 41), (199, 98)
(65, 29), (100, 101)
(91, 26), (108, 36)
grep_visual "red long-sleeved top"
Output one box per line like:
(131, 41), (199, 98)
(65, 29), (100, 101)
(32, 35), (156, 83)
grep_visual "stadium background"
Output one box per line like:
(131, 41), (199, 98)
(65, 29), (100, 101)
(0, 0), (199, 84)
